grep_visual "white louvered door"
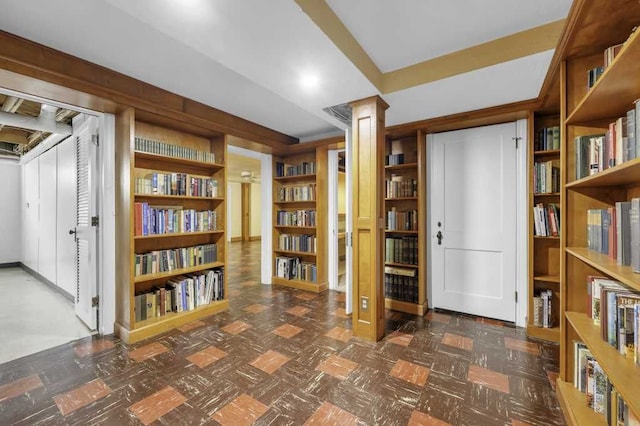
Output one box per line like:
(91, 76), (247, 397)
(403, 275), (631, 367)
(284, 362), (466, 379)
(74, 117), (98, 330)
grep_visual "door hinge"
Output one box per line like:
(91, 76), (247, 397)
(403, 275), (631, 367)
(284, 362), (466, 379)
(515, 291), (518, 303)
(347, 232), (353, 247)
(91, 216), (99, 226)
(91, 134), (99, 146)
(91, 296), (99, 307)
(512, 136), (522, 149)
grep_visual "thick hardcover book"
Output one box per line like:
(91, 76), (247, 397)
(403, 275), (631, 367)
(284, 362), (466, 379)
(631, 198), (640, 272)
(617, 201), (632, 266)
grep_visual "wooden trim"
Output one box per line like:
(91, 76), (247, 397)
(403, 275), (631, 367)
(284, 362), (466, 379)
(273, 135), (345, 156)
(385, 20), (564, 93)
(242, 182), (250, 241)
(0, 30), (298, 148)
(0, 262), (20, 268)
(230, 236), (243, 242)
(249, 236), (262, 241)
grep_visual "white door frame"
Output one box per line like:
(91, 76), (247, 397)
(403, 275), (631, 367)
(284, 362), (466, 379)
(426, 119), (528, 327)
(6, 85), (116, 336)
(344, 128), (353, 314)
(328, 149), (339, 290)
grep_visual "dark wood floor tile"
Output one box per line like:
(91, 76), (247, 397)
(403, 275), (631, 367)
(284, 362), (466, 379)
(272, 359), (320, 387)
(466, 382), (511, 421)
(430, 352), (470, 381)
(268, 388), (323, 424)
(423, 371), (470, 400)
(0, 386), (56, 425)
(246, 374), (292, 406)
(368, 394), (415, 426)
(415, 385), (464, 425)
(509, 375), (563, 412)
(224, 362), (272, 391)
(509, 396), (565, 426)
(0, 374), (43, 402)
(10, 403), (67, 426)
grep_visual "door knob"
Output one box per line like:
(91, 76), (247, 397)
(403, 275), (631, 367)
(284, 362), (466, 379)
(69, 228), (76, 235)
(436, 230), (443, 245)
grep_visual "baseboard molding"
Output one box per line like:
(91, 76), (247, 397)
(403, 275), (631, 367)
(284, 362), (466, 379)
(20, 263), (74, 302)
(230, 237), (242, 242)
(0, 262), (20, 269)
(249, 236), (262, 241)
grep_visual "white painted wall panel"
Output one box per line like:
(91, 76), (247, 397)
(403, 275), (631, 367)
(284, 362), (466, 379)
(38, 147), (57, 283)
(0, 159), (22, 263)
(22, 158), (39, 270)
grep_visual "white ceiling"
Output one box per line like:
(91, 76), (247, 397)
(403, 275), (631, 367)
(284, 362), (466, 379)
(0, 0), (572, 141)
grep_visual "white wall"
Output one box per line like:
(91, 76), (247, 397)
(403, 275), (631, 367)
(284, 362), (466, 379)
(250, 182), (261, 237)
(0, 159), (22, 263)
(38, 146), (57, 283)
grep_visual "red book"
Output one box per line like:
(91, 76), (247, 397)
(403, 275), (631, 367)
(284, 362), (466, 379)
(134, 202), (143, 236)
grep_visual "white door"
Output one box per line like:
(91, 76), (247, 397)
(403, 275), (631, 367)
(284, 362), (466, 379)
(23, 158), (39, 271)
(344, 128), (353, 314)
(431, 123), (517, 322)
(56, 136), (77, 296)
(74, 117), (99, 330)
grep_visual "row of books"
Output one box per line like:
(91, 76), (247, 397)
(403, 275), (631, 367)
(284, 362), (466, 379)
(533, 203), (560, 237)
(134, 137), (217, 164)
(385, 153), (406, 166)
(385, 236), (418, 265)
(277, 234), (316, 253)
(275, 161), (316, 177)
(274, 256), (316, 282)
(133, 203), (217, 236)
(385, 176), (417, 198)
(386, 208), (418, 232)
(533, 160), (560, 194)
(384, 266), (418, 304)
(534, 126), (560, 152)
(573, 342), (637, 424)
(575, 110), (638, 180)
(586, 200), (640, 270)
(276, 209), (316, 227)
(135, 172), (219, 198)
(587, 65), (605, 89)
(587, 276), (640, 363)
(133, 243), (218, 276)
(276, 184), (316, 202)
(134, 268), (224, 322)
(532, 289), (555, 328)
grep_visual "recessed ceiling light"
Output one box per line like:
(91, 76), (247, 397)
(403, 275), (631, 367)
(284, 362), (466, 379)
(300, 73), (320, 91)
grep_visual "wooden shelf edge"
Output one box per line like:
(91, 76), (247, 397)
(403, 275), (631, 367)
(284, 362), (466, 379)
(556, 380), (606, 426)
(385, 197), (418, 201)
(385, 162), (418, 170)
(526, 324), (560, 342)
(385, 230), (419, 234)
(115, 299), (229, 344)
(565, 311), (640, 417)
(271, 276), (328, 293)
(565, 247), (640, 292)
(274, 174), (317, 181)
(134, 230), (223, 240)
(385, 262), (419, 269)
(534, 150), (561, 156)
(274, 225), (317, 230)
(134, 151), (224, 170)
(566, 157), (640, 189)
(273, 249), (317, 257)
(533, 192), (560, 196)
(134, 261), (224, 283)
(533, 275), (561, 283)
(384, 298), (427, 316)
(134, 194), (224, 201)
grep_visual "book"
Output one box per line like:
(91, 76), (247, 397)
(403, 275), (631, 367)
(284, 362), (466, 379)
(632, 198), (640, 272)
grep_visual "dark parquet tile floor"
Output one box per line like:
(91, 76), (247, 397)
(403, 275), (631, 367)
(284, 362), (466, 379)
(0, 241), (565, 425)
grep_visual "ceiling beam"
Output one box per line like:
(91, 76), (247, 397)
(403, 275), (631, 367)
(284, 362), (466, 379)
(294, 0), (384, 92)
(297, 1), (565, 94)
(0, 128), (28, 145)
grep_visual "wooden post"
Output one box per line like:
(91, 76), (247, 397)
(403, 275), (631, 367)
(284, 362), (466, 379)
(350, 96), (388, 341)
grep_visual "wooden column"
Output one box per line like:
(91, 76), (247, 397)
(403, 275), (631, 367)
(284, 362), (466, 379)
(241, 182), (250, 241)
(350, 96), (388, 341)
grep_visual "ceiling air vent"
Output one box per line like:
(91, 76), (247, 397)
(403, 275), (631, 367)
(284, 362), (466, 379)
(322, 103), (352, 127)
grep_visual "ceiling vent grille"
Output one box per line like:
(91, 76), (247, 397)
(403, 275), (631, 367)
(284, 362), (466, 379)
(322, 103), (352, 127)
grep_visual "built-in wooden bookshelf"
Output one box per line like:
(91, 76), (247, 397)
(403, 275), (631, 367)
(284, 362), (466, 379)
(272, 148), (328, 292)
(383, 130), (427, 315)
(115, 115), (228, 343)
(553, 1), (640, 423)
(527, 113), (561, 342)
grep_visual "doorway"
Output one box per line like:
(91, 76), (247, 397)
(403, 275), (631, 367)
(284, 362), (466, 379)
(429, 122), (522, 322)
(0, 88), (115, 362)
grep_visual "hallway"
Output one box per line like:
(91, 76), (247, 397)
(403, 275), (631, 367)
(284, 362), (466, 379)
(0, 241), (563, 425)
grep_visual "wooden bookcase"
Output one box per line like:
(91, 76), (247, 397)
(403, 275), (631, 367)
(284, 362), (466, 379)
(383, 130), (427, 315)
(116, 114), (228, 343)
(272, 147), (328, 292)
(555, 1), (640, 423)
(527, 113), (561, 342)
